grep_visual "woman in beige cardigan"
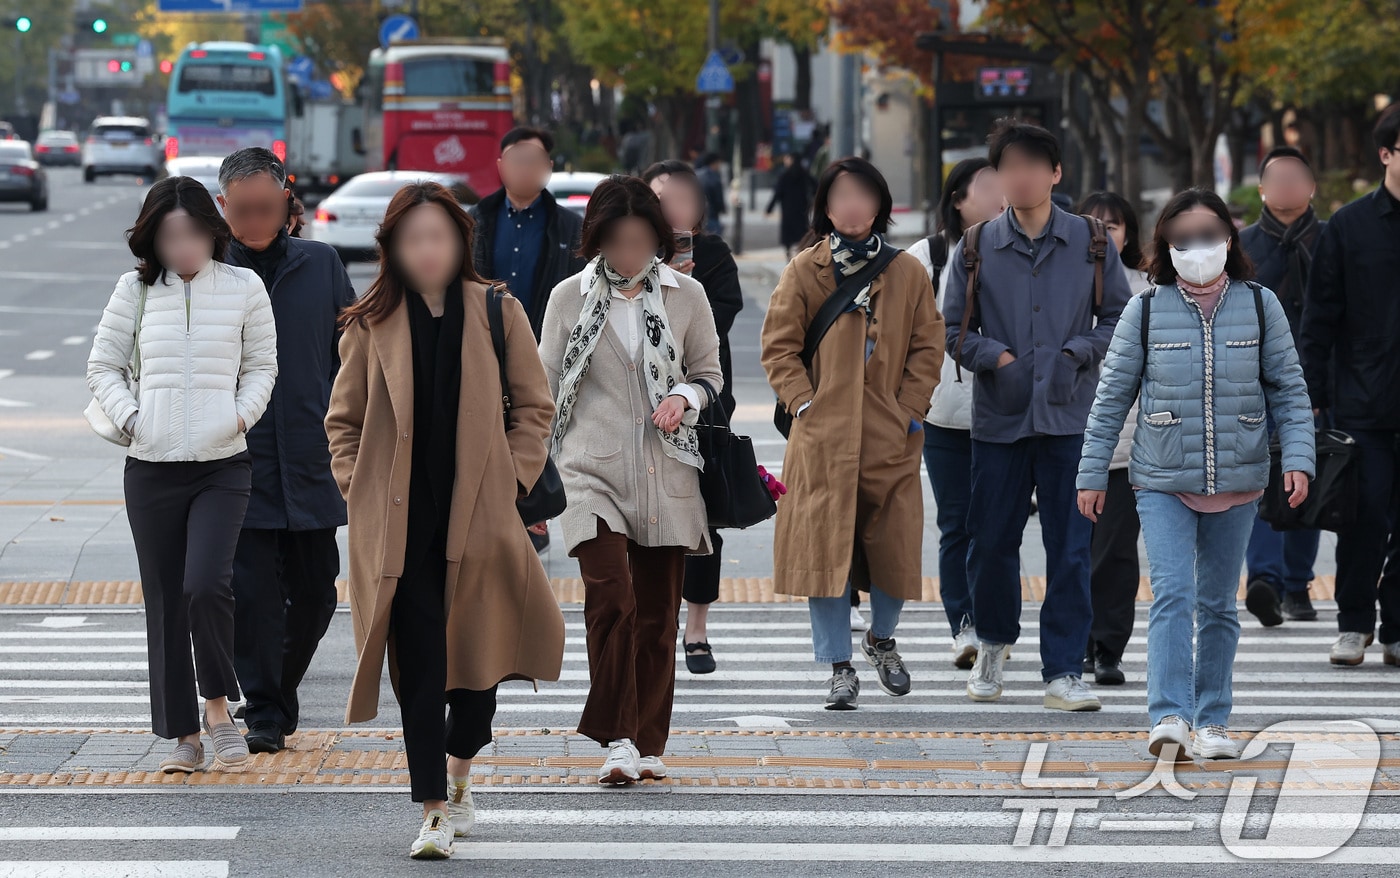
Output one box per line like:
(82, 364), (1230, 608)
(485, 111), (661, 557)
(539, 175), (722, 786)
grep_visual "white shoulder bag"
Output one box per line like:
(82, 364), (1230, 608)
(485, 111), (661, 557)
(84, 282), (148, 447)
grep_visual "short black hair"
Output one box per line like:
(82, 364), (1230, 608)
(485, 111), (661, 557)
(988, 122), (1061, 171)
(1373, 103), (1400, 153)
(1077, 190), (1144, 272)
(640, 159), (694, 184)
(1260, 145), (1312, 176)
(578, 175), (675, 263)
(640, 160), (707, 233)
(500, 126), (554, 154)
(1146, 187), (1254, 286)
(697, 152), (721, 167)
(810, 156), (894, 239)
(127, 176), (231, 286)
(936, 157), (992, 240)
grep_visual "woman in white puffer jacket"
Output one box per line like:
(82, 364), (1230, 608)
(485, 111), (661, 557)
(87, 176), (278, 773)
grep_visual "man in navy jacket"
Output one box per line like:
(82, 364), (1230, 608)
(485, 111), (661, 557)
(219, 148), (355, 752)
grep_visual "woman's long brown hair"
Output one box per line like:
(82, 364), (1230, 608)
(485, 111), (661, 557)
(338, 181), (490, 328)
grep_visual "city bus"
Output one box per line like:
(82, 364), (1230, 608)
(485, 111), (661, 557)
(165, 42), (290, 164)
(359, 39), (514, 195)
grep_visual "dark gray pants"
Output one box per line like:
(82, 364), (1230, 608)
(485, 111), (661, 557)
(125, 452), (252, 739)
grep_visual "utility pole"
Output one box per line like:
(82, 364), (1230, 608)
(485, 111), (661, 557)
(705, 0), (721, 156)
(831, 27), (858, 160)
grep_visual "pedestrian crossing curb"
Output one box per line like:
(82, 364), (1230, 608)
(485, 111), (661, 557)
(0, 576), (1342, 606)
(1, 728), (1394, 793)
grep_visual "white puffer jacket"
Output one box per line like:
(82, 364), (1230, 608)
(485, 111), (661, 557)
(87, 261), (278, 463)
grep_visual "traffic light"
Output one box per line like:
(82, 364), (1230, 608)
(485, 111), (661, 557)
(106, 58), (133, 74)
(91, 18), (107, 34)
(15, 16), (31, 33)
(159, 59), (173, 75)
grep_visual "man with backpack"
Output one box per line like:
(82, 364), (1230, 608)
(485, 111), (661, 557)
(942, 123), (1132, 711)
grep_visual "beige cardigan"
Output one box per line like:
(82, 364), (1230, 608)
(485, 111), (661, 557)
(540, 264), (723, 555)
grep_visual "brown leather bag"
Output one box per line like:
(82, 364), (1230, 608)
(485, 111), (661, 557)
(953, 214), (1108, 382)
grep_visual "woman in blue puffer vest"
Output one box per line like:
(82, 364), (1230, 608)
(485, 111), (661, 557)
(1076, 188), (1315, 763)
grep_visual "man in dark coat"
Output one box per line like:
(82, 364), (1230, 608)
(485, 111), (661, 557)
(766, 152), (816, 258)
(218, 148), (355, 753)
(1302, 104), (1400, 668)
(1239, 146), (1325, 627)
(469, 127), (586, 339)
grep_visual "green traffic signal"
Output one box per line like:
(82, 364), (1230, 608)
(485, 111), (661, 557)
(15, 16), (32, 32)
(92, 18), (107, 34)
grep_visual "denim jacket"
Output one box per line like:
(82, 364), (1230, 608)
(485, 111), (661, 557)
(1077, 280), (1316, 495)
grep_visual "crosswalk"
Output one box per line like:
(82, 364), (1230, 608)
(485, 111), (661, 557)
(0, 826), (236, 876)
(1, 603), (1398, 731)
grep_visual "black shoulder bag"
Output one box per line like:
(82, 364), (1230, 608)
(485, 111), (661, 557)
(693, 378), (777, 529)
(772, 245), (901, 437)
(486, 286), (568, 526)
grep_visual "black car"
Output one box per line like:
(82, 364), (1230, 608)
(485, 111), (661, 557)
(0, 141), (49, 212)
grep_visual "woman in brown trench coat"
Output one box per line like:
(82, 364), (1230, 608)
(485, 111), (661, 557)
(761, 157), (945, 712)
(325, 182), (564, 860)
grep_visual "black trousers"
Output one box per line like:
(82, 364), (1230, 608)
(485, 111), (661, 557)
(682, 528), (722, 605)
(1088, 468), (1141, 660)
(231, 527), (340, 734)
(392, 539), (498, 803)
(124, 453), (252, 740)
(1334, 429), (1400, 642)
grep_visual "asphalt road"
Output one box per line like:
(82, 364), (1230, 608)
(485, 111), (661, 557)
(0, 170), (1390, 876)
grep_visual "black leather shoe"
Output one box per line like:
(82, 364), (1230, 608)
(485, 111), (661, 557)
(1093, 645), (1125, 686)
(1083, 646), (1096, 676)
(1245, 578), (1284, 627)
(245, 724), (285, 754)
(684, 642), (716, 675)
(1282, 591), (1318, 622)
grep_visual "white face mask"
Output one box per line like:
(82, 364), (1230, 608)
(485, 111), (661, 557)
(1169, 240), (1229, 286)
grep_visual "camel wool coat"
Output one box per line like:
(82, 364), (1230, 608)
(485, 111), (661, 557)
(325, 285), (565, 724)
(761, 242), (945, 600)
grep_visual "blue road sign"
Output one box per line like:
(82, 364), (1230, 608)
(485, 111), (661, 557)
(379, 14), (420, 50)
(696, 51), (734, 94)
(308, 80), (335, 101)
(287, 55), (314, 83)
(159, 0), (303, 10)
(135, 39), (153, 59)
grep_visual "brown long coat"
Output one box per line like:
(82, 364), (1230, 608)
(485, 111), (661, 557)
(760, 243), (945, 600)
(325, 284), (565, 724)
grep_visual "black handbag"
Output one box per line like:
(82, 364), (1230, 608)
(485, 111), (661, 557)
(1260, 427), (1358, 533)
(486, 287), (567, 526)
(773, 245), (901, 437)
(694, 378), (777, 529)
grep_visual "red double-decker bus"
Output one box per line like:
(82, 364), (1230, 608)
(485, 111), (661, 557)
(360, 38), (515, 195)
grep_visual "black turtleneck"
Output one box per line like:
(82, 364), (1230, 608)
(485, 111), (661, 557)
(231, 231), (290, 289)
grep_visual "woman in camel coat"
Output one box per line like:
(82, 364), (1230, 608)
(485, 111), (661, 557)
(325, 181), (564, 859)
(761, 157), (944, 712)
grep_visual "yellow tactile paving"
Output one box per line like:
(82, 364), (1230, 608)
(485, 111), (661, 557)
(0, 575), (1341, 606)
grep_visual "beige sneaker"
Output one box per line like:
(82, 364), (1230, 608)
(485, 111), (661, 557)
(159, 741), (205, 774)
(447, 775), (475, 838)
(409, 810), (454, 860)
(1330, 631), (1374, 666)
(638, 755), (668, 779)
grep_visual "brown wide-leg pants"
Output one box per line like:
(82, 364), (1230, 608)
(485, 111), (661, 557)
(574, 518), (685, 756)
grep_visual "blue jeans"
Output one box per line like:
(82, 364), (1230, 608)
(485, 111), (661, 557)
(923, 425), (974, 636)
(967, 434), (1092, 682)
(810, 581), (904, 664)
(1244, 517), (1320, 594)
(1136, 491), (1257, 728)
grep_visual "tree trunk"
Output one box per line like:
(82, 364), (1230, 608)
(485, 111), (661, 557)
(793, 44), (813, 112)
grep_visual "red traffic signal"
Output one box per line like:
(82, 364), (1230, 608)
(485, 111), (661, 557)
(107, 59), (120, 73)
(159, 59), (173, 75)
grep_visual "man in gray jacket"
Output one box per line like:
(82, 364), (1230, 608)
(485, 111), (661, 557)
(943, 123), (1131, 712)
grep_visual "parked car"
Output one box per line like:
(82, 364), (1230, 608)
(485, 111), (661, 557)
(0, 141), (49, 212)
(82, 117), (161, 182)
(309, 171), (476, 261)
(164, 156), (225, 202)
(547, 171), (608, 216)
(34, 130), (82, 167)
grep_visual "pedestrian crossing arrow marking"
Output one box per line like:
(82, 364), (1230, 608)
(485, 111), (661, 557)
(710, 714), (809, 729)
(21, 616), (102, 629)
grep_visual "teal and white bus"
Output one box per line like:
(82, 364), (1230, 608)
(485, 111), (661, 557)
(165, 42), (289, 164)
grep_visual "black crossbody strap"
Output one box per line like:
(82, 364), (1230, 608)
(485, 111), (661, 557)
(485, 285), (510, 424)
(1139, 287), (1155, 376)
(1247, 280), (1266, 383)
(800, 245), (900, 366)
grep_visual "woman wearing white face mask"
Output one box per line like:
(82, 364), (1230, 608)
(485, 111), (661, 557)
(1074, 188), (1315, 763)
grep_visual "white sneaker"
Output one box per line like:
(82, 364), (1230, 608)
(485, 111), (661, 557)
(1148, 716), (1192, 761)
(1330, 631), (1374, 666)
(638, 755), (668, 779)
(1044, 675), (1101, 711)
(1192, 725), (1241, 760)
(409, 809), (454, 860)
(952, 624), (979, 670)
(599, 739), (640, 785)
(966, 642), (1008, 702)
(850, 605), (866, 631)
(1384, 642), (1400, 667)
(446, 774), (474, 837)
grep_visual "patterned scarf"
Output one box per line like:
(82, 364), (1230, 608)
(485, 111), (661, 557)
(830, 231), (884, 310)
(550, 256), (701, 469)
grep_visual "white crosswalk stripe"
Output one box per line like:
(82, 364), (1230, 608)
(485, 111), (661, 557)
(0, 826), (237, 876)
(0, 602), (1396, 731)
